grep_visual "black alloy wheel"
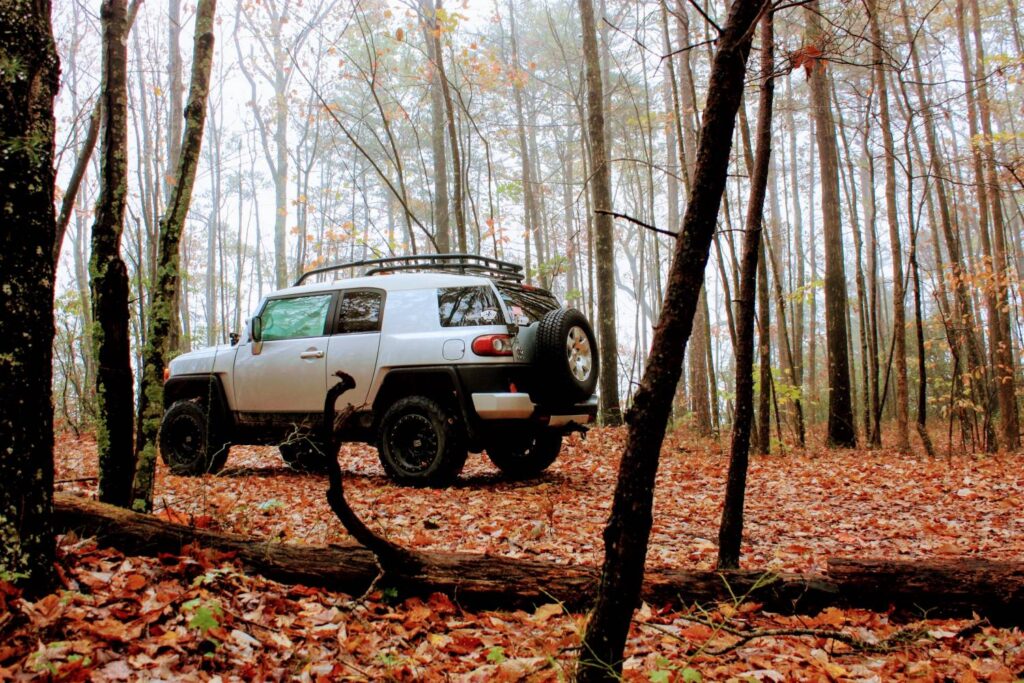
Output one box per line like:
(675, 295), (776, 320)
(159, 400), (229, 475)
(377, 396), (467, 487)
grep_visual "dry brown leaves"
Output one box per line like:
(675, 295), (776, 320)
(6, 426), (1020, 680)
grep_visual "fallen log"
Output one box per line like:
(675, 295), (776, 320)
(54, 493), (1023, 624)
(828, 557), (1024, 625)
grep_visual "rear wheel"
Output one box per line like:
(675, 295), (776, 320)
(279, 438), (329, 473)
(486, 431), (562, 479)
(377, 396), (467, 487)
(159, 400), (229, 475)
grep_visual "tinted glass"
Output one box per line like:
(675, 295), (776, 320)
(260, 294), (332, 341)
(495, 283), (559, 325)
(337, 290), (383, 333)
(437, 286), (502, 327)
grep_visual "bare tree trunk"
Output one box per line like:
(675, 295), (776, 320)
(868, 0), (910, 452)
(91, 0), (136, 507)
(55, 106), (100, 268)
(689, 290), (713, 435)
(787, 80), (805, 396)
(432, 5), (466, 253)
(757, 240), (771, 454)
(833, 80), (871, 444)
(900, 0), (992, 449)
(422, 0), (449, 252)
(968, 0), (1020, 450)
(956, 0), (1006, 451)
(718, 9), (774, 569)
(132, 0), (217, 512)
(508, 0), (540, 280)
(579, 0), (621, 426)
(805, 1), (856, 447)
(0, 0), (60, 596)
(577, 0), (764, 676)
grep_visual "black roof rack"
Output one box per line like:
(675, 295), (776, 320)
(294, 254), (524, 286)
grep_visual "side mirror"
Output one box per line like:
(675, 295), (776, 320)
(251, 316), (263, 355)
(229, 332), (240, 346)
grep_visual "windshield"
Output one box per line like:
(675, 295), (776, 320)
(495, 283), (560, 325)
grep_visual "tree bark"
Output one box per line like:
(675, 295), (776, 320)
(868, 0), (910, 453)
(132, 0), (217, 512)
(579, 0), (621, 426)
(0, 0), (60, 596)
(91, 0), (136, 507)
(805, 2), (856, 447)
(968, 0), (1020, 450)
(422, 0), (450, 252)
(718, 9), (774, 570)
(432, 3), (466, 253)
(900, 0), (992, 450)
(577, 0), (765, 677)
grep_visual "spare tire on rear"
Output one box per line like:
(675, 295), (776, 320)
(534, 308), (598, 404)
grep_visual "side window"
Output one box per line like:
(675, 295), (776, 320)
(260, 294), (332, 341)
(437, 286), (501, 327)
(337, 290), (383, 334)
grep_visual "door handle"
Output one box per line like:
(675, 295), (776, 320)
(299, 349), (324, 359)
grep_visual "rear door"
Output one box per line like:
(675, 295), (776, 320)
(325, 289), (385, 409)
(232, 292), (335, 414)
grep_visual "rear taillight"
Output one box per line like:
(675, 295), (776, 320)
(472, 334), (513, 356)
(163, 367), (171, 382)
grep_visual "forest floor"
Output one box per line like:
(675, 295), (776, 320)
(1, 427), (1022, 680)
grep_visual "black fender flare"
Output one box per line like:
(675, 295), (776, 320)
(163, 374), (233, 432)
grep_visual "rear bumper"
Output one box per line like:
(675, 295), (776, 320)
(471, 393), (598, 426)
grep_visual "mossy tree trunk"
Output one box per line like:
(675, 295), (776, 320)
(0, 0), (61, 596)
(91, 0), (136, 507)
(576, 0), (765, 677)
(132, 0), (217, 512)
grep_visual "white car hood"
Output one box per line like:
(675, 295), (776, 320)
(169, 344), (233, 376)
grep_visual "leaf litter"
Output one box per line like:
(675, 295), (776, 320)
(3, 426), (1018, 680)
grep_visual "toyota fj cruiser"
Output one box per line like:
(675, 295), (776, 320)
(160, 254), (598, 486)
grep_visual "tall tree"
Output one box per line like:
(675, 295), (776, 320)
(133, 0), (218, 511)
(868, 0), (910, 452)
(804, 1), (856, 447)
(577, 0), (765, 676)
(91, 0), (136, 507)
(421, 0), (450, 252)
(719, 8), (774, 569)
(967, 0), (1020, 450)
(579, 0), (621, 425)
(432, 1), (466, 253)
(0, 0), (61, 596)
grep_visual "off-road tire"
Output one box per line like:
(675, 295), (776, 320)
(159, 400), (230, 475)
(377, 396), (467, 487)
(535, 308), (598, 404)
(486, 431), (563, 479)
(279, 438), (330, 473)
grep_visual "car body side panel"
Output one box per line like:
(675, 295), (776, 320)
(366, 288), (514, 404)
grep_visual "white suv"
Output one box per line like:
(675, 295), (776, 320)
(160, 255), (598, 486)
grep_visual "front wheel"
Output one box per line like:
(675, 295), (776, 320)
(159, 400), (229, 475)
(486, 431), (563, 479)
(377, 396), (467, 487)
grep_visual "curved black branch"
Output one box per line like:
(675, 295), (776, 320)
(321, 371), (423, 571)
